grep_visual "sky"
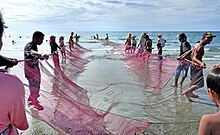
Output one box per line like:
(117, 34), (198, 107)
(1, 0), (220, 33)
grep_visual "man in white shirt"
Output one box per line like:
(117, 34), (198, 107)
(157, 34), (166, 48)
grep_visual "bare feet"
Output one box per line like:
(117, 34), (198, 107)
(182, 92), (193, 102)
(171, 84), (178, 88)
(189, 93), (199, 98)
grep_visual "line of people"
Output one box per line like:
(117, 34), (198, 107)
(171, 32), (216, 103)
(123, 31), (220, 134)
(0, 11), (83, 134)
(124, 32), (166, 71)
(123, 31), (217, 103)
(1, 10), (220, 134)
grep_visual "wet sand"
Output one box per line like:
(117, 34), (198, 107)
(74, 40), (216, 134)
(13, 40), (217, 135)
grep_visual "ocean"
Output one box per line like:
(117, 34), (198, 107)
(1, 31), (220, 134)
(2, 31), (220, 63)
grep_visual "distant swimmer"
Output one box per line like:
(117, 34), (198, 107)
(96, 34), (99, 39)
(105, 33), (109, 40)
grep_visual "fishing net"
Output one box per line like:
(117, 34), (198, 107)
(6, 40), (216, 135)
(105, 41), (215, 135)
(9, 46), (150, 135)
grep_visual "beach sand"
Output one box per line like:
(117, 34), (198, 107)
(5, 39), (217, 135)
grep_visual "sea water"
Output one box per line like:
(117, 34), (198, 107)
(2, 31), (220, 63)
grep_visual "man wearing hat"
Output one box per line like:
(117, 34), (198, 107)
(157, 34), (166, 48)
(182, 32), (216, 102)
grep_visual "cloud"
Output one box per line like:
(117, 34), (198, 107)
(1, 0), (220, 31)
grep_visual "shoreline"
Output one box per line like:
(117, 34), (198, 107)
(2, 37), (219, 134)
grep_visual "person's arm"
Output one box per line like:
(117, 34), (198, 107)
(198, 115), (211, 135)
(29, 50), (49, 60)
(124, 38), (128, 45)
(0, 55), (18, 67)
(178, 49), (192, 60)
(56, 42), (61, 49)
(25, 45), (48, 60)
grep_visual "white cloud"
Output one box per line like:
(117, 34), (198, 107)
(1, 0), (220, 31)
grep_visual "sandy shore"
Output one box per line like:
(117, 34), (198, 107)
(8, 39), (217, 135)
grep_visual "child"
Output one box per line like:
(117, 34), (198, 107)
(131, 35), (137, 53)
(124, 33), (132, 53)
(59, 36), (66, 60)
(198, 67), (220, 135)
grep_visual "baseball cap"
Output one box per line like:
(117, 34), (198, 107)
(203, 32), (216, 39)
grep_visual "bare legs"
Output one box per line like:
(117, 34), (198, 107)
(182, 84), (199, 102)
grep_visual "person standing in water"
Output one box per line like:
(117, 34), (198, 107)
(171, 33), (191, 87)
(24, 31), (49, 110)
(50, 35), (61, 68)
(144, 34), (153, 63)
(182, 32), (216, 102)
(59, 36), (66, 60)
(136, 32), (147, 58)
(157, 41), (163, 72)
(124, 33), (132, 53)
(157, 34), (166, 48)
(68, 32), (74, 51)
(131, 35), (137, 53)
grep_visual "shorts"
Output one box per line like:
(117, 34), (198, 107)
(145, 49), (152, 53)
(175, 63), (189, 78)
(190, 66), (204, 88)
(158, 56), (163, 60)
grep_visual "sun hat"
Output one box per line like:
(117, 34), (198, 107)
(157, 33), (162, 37)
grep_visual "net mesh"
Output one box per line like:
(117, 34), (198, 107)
(11, 46), (150, 135)
(7, 41), (215, 135)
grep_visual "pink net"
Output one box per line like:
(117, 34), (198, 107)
(12, 45), (150, 135)
(112, 45), (179, 89)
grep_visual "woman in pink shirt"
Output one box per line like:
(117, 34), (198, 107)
(0, 73), (28, 135)
(0, 12), (28, 135)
